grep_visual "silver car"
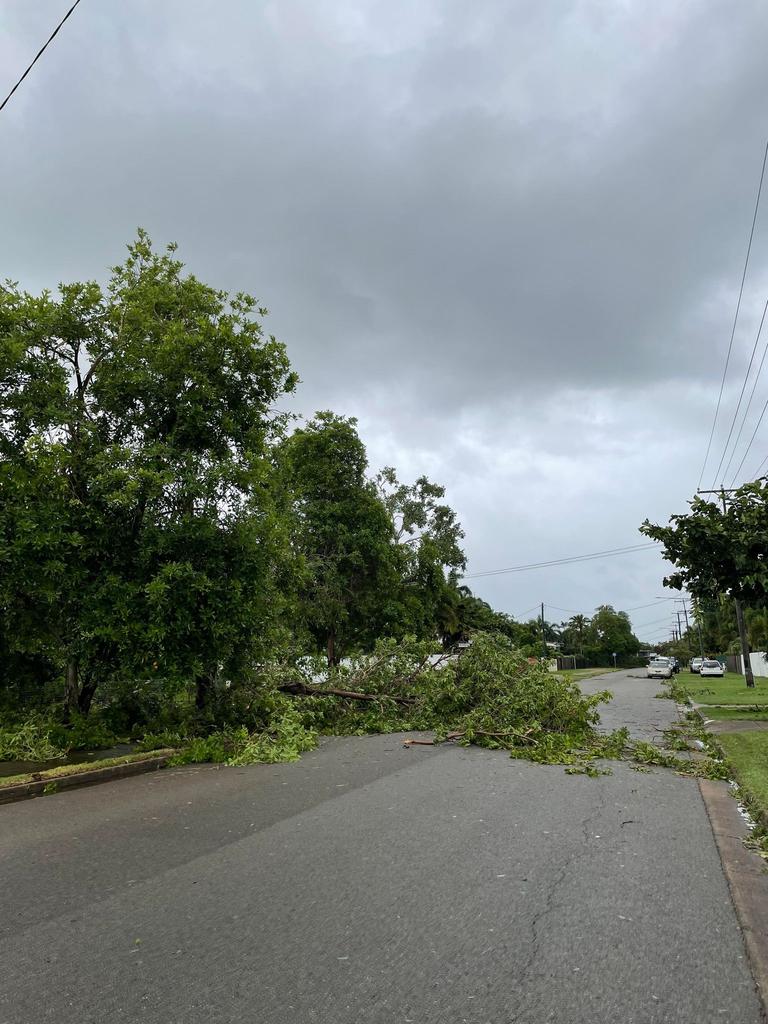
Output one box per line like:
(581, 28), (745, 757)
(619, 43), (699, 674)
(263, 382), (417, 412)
(647, 657), (673, 679)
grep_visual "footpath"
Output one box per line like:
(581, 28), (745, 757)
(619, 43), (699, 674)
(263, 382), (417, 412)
(582, 668), (768, 1019)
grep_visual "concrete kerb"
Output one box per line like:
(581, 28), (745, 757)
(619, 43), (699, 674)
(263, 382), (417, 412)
(700, 778), (768, 1019)
(683, 702), (768, 1017)
(0, 751), (175, 805)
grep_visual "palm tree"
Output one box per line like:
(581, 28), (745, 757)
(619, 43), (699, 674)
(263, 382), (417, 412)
(568, 614), (589, 657)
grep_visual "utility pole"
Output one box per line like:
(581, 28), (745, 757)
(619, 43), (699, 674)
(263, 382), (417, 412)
(676, 610), (683, 641)
(697, 488), (755, 688)
(540, 602), (547, 663)
(683, 595), (705, 661)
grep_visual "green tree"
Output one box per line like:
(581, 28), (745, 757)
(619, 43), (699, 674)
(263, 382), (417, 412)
(374, 467), (466, 638)
(640, 481), (768, 607)
(0, 231), (297, 716)
(435, 584), (539, 651)
(560, 614), (590, 657)
(583, 605), (639, 666)
(280, 412), (400, 665)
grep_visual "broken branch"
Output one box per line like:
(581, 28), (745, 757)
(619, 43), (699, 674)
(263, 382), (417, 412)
(279, 681), (415, 705)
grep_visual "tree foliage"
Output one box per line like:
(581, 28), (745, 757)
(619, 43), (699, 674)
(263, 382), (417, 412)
(582, 605), (640, 664)
(0, 231), (297, 715)
(640, 481), (768, 606)
(1, 233), (627, 770)
(279, 411), (402, 664)
(375, 467), (466, 636)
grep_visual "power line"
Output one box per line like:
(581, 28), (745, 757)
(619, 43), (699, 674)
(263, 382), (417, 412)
(533, 598), (676, 619)
(462, 543), (658, 579)
(718, 297), (768, 484)
(640, 625), (680, 639)
(632, 614), (677, 630)
(751, 450), (768, 479)
(698, 139), (768, 489)
(540, 598), (677, 616)
(513, 604), (541, 621)
(728, 392), (768, 484)
(725, 298), (768, 484)
(0, 0), (84, 113)
(625, 598), (676, 611)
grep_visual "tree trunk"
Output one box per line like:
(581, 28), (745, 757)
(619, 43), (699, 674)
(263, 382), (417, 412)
(735, 599), (755, 689)
(65, 658), (80, 718)
(77, 675), (99, 716)
(327, 629), (338, 667)
(279, 681), (415, 705)
(195, 670), (214, 711)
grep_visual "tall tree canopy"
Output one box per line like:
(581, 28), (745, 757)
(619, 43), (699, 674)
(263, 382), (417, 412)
(374, 467), (466, 638)
(582, 605), (639, 664)
(0, 231), (297, 714)
(641, 480), (768, 607)
(280, 412), (401, 664)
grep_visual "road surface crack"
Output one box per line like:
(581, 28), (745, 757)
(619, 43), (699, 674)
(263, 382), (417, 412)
(509, 782), (610, 1021)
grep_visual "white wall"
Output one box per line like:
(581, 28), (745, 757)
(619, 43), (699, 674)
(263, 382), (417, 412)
(733, 652), (768, 678)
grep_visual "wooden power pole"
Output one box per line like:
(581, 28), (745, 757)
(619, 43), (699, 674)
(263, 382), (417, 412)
(697, 488), (755, 688)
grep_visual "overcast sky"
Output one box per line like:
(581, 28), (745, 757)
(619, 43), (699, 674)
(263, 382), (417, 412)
(3, 0), (768, 643)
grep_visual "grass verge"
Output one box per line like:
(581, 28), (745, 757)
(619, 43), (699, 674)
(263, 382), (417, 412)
(556, 668), (620, 683)
(699, 707), (768, 722)
(0, 749), (176, 789)
(674, 671), (768, 705)
(716, 731), (768, 824)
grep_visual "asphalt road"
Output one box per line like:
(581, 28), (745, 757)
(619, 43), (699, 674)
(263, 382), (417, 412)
(0, 671), (763, 1024)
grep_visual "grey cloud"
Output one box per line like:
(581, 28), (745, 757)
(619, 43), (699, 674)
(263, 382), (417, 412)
(2, 0), (768, 620)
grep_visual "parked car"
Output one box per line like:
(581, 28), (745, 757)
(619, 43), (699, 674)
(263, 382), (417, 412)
(700, 659), (725, 678)
(689, 657), (703, 673)
(647, 657), (673, 679)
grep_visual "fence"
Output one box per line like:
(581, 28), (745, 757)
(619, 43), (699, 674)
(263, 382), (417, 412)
(728, 651), (768, 678)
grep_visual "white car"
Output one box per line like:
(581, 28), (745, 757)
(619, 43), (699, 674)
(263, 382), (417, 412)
(690, 657), (703, 673)
(647, 657), (673, 679)
(700, 659), (725, 678)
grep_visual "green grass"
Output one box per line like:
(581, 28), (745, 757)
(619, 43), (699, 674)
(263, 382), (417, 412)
(698, 706), (768, 721)
(717, 731), (768, 817)
(556, 668), (620, 682)
(0, 749), (176, 789)
(675, 670), (768, 705)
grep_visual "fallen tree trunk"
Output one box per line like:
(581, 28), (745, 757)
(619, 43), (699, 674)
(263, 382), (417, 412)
(403, 731), (464, 746)
(403, 728), (535, 747)
(279, 681), (415, 705)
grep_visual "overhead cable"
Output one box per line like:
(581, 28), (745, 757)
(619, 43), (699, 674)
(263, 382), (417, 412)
(728, 392), (768, 484)
(632, 614), (678, 630)
(513, 605), (542, 621)
(698, 139), (768, 489)
(624, 598), (676, 611)
(718, 297), (768, 484)
(1, 0), (83, 113)
(462, 543), (658, 580)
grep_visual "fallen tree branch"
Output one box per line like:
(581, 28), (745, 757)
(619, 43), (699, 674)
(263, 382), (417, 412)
(279, 681), (415, 705)
(403, 730), (465, 746)
(403, 727), (535, 747)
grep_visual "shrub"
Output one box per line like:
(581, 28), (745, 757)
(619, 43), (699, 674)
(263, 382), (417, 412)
(0, 715), (67, 761)
(167, 695), (318, 766)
